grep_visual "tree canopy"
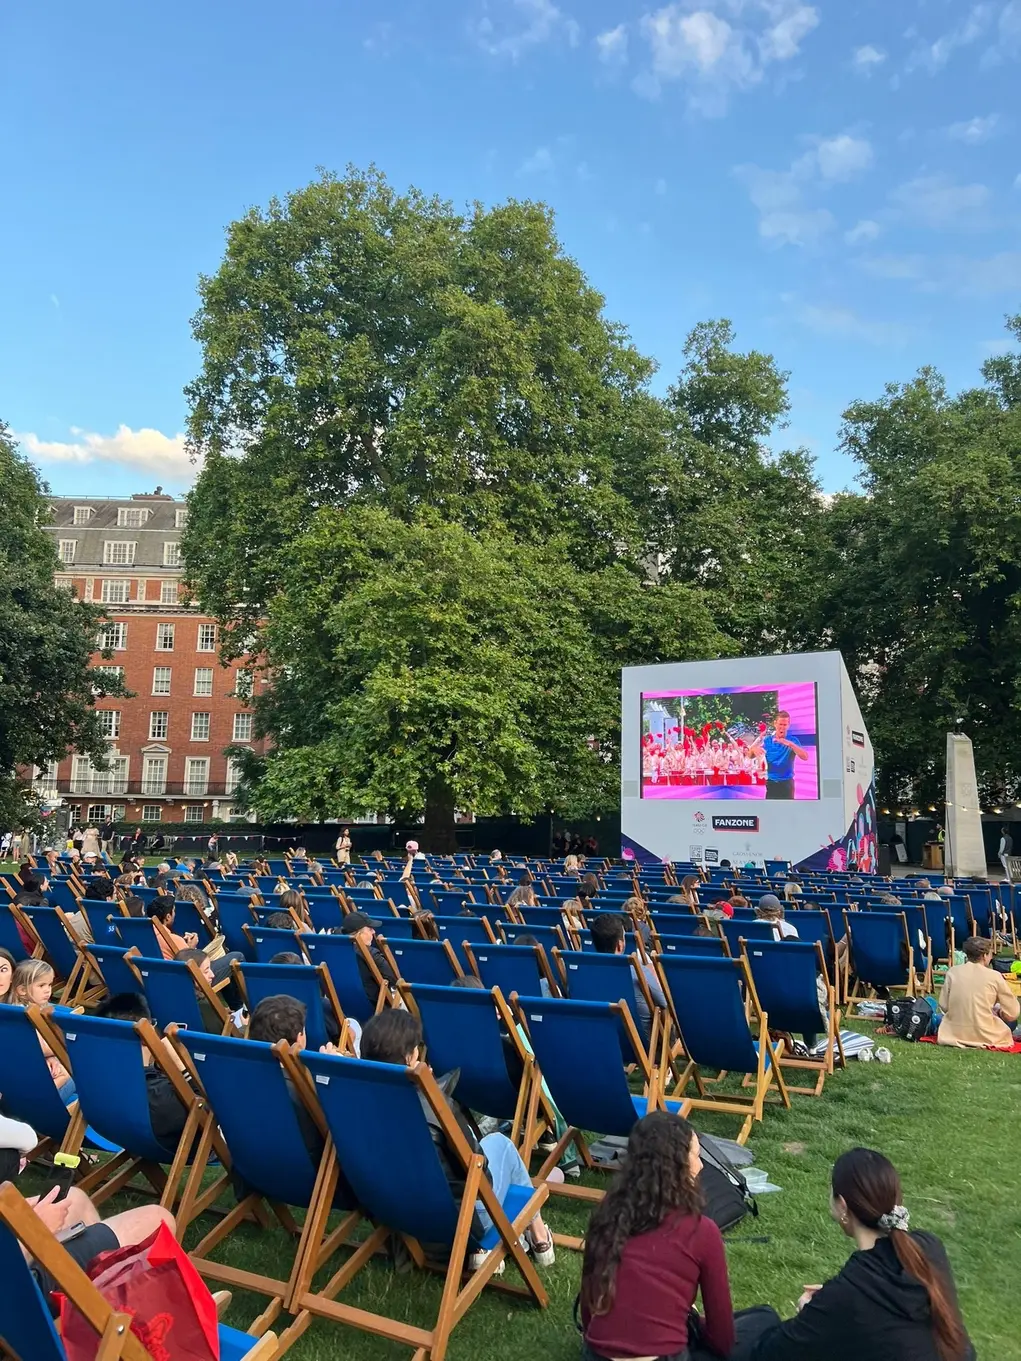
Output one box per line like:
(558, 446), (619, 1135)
(0, 427), (116, 828)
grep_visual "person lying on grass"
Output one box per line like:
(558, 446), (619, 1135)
(750, 1147), (974, 1361)
(359, 1008), (557, 1272)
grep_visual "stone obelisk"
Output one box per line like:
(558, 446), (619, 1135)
(945, 733), (986, 878)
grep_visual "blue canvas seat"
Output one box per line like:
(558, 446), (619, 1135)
(719, 916), (776, 956)
(131, 954), (231, 1034)
(0, 1181), (279, 1361)
(380, 936), (462, 986)
(499, 921), (568, 952)
(170, 1028), (361, 1343)
(430, 913), (498, 966)
(83, 943), (143, 998)
(372, 913), (420, 939)
(301, 932), (386, 1024)
(233, 960), (344, 1052)
(654, 933), (726, 957)
(18, 906), (99, 1008)
(170, 898), (215, 941)
(552, 948), (660, 1059)
(843, 911), (915, 999)
(655, 953), (790, 1144)
(464, 940), (559, 997)
(112, 915), (170, 959)
(243, 923), (304, 963)
(741, 938), (845, 1096)
(80, 900), (125, 946)
(511, 994), (683, 1205)
(0, 904), (33, 961)
(286, 1050), (549, 1358)
(60, 1012), (229, 1233)
(648, 912), (704, 937)
(304, 893), (346, 932)
(214, 895), (259, 956)
(430, 888), (476, 914)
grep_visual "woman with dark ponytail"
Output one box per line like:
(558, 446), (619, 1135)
(751, 1147), (974, 1361)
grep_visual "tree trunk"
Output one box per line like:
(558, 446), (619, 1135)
(423, 786), (458, 854)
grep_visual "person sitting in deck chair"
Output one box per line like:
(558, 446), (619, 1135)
(335, 911), (398, 1008)
(359, 1009), (557, 1271)
(755, 894), (799, 940)
(589, 913), (667, 1046)
(94, 993), (193, 1152)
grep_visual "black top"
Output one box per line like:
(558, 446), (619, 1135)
(355, 941), (398, 1006)
(752, 1232), (974, 1361)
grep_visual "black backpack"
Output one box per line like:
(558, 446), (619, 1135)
(698, 1138), (758, 1232)
(886, 995), (936, 1042)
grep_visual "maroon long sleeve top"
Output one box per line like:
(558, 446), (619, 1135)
(582, 1211), (735, 1359)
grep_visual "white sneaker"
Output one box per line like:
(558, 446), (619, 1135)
(875, 1047), (892, 1064)
(527, 1232), (556, 1267)
(467, 1250), (504, 1275)
(858, 1047), (874, 1062)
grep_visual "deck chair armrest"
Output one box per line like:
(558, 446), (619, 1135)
(29, 1003), (74, 1070)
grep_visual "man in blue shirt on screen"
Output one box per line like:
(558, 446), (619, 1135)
(750, 710), (809, 799)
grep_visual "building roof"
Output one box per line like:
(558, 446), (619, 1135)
(43, 492), (186, 572)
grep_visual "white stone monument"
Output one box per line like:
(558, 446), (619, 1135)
(945, 733), (987, 878)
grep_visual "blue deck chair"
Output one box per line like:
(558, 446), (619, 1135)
(304, 893), (346, 933)
(80, 900), (124, 946)
(214, 895), (259, 956)
(372, 914), (420, 940)
(170, 898), (214, 942)
(464, 941), (560, 997)
(18, 906), (98, 1007)
(44, 880), (81, 915)
(499, 921), (567, 952)
(131, 955), (231, 1034)
(112, 915), (169, 959)
(234, 961), (343, 1052)
(286, 1050), (549, 1356)
(430, 888), (475, 914)
(719, 916), (776, 957)
(654, 953), (790, 1145)
(381, 937), (462, 986)
(900, 906), (933, 991)
(648, 912), (703, 936)
(83, 942), (143, 998)
(0, 904), (33, 961)
(654, 933), (727, 957)
(552, 949), (660, 1059)
(60, 1012), (229, 1233)
(843, 911), (915, 1000)
(0, 1182), (281, 1361)
(741, 939), (844, 1096)
(0, 1005), (120, 1186)
(511, 995), (683, 1208)
(301, 931), (386, 1024)
(431, 913), (498, 967)
(785, 909), (836, 955)
(243, 923), (304, 963)
(404, 982), (542, 1145)
(170, 1028), (362, 1340)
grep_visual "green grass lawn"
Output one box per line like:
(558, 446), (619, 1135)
(25, 1040), (1018, 1361)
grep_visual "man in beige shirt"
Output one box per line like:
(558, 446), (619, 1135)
(938, 935), (1020, 1048)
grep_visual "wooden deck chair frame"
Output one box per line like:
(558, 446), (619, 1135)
(510, 994), (667, 1209)
(843, 910), (916, 1006)
(400, 981), (548, 1156)
(351, 933), (399, 1012)
(180, 954), (237, 1034)
(17, 904), (105, 1010)
(462, 939), (563, 999)
(282, 1052), (549, 1361)
(654, 954), (790, 1146)
(164, 1025), (362, 1344)
(740, 940), (846, 1098)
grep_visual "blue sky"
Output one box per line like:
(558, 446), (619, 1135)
(2, 0), (1019, 496)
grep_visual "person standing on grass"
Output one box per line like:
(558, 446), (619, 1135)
(750, 1147), (973, 1361)
(581, 1111), (779, 1361)
(335, 827), (353, 865)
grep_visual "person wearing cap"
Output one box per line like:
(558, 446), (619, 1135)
(754, 894), (799, 940)
(339, 911), (398, 1006)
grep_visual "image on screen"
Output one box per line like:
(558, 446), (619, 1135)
(640, 683), (820, 801)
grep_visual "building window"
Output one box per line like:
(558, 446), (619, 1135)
(100, 579), (131, 604)
(97, 622), (127, 651)
(193, 667), (214, 697)
(225, 757), (244, 794)
(175, 508), (188, 528)
(37, 760), (60, 787)
(141, 804), (163, 821)
(184, 805), (205, 823)
(163, 541), (182, 567)
(88, 804), (112, 823)
(185, 758), (209, 795)
(142, 757), (167, 795)
(58, 539), (77, 563)
(152, 666), (172, 695)
(197, 623), (217, 652)
(71, 755), (128, 795)
(149, 711), (169, 740)
(103, 541), (137, 566)
(232, 713), (253, 742)
(95, 664), (124, 685)
(96, 710), (121, 739)
(112, 804), (126, 821)
(234, 669), (253, 700)
(160, 580), (179, 604)
(191, 712), (211, 741)
(156, 623), (175, 651)
(117, 507), (149, 527)
(73, 506), (93, 525)
(228, 806), (246, 820)
(55, 577), (75, 593)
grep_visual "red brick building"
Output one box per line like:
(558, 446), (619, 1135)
(35, 490), (266, 826)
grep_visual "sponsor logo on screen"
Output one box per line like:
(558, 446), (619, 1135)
(851, 730), (865, 748)
(704, 848), (719, 863)
(693, 811), (706, 827)
(689, 844), (703, 860)
(712, 815), (759, 832)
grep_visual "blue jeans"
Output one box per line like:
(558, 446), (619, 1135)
(474, 1132), (533, 1235)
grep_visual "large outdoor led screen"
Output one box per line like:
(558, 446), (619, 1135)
(641, 682), (820, 801)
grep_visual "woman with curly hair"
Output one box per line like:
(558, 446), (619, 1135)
(580, 1112), (778, 1361)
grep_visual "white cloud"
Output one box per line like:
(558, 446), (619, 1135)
(845, 218), (881, 244)
(654, 176), (668, 195)
(888, 174), (991, 230)
(907, 3), (995, 73)
(474, 0), (580, 60)
(946, 113), (1000, 143)
(758, 208), (835, 246)
(792, 301), (913, 347)
(735, 131), (872, 247)
(860, 250), (1021, 296)
(18, 426), (196, 486)
(519, 145), (555, 174)
(814, 133), (873, 181)
(596, 23), (628, 63)
(636, 1), (818, 114)
(852, 44), (886, 73)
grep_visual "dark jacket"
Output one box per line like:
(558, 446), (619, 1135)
(420, 1069), (493, 1243)
(356, 940), (398, 1007)
(752, 1232), (974, 1361)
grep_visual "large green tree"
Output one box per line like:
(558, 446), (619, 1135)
(184, 168), (729, 836)
(0, 426), (117, 828)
